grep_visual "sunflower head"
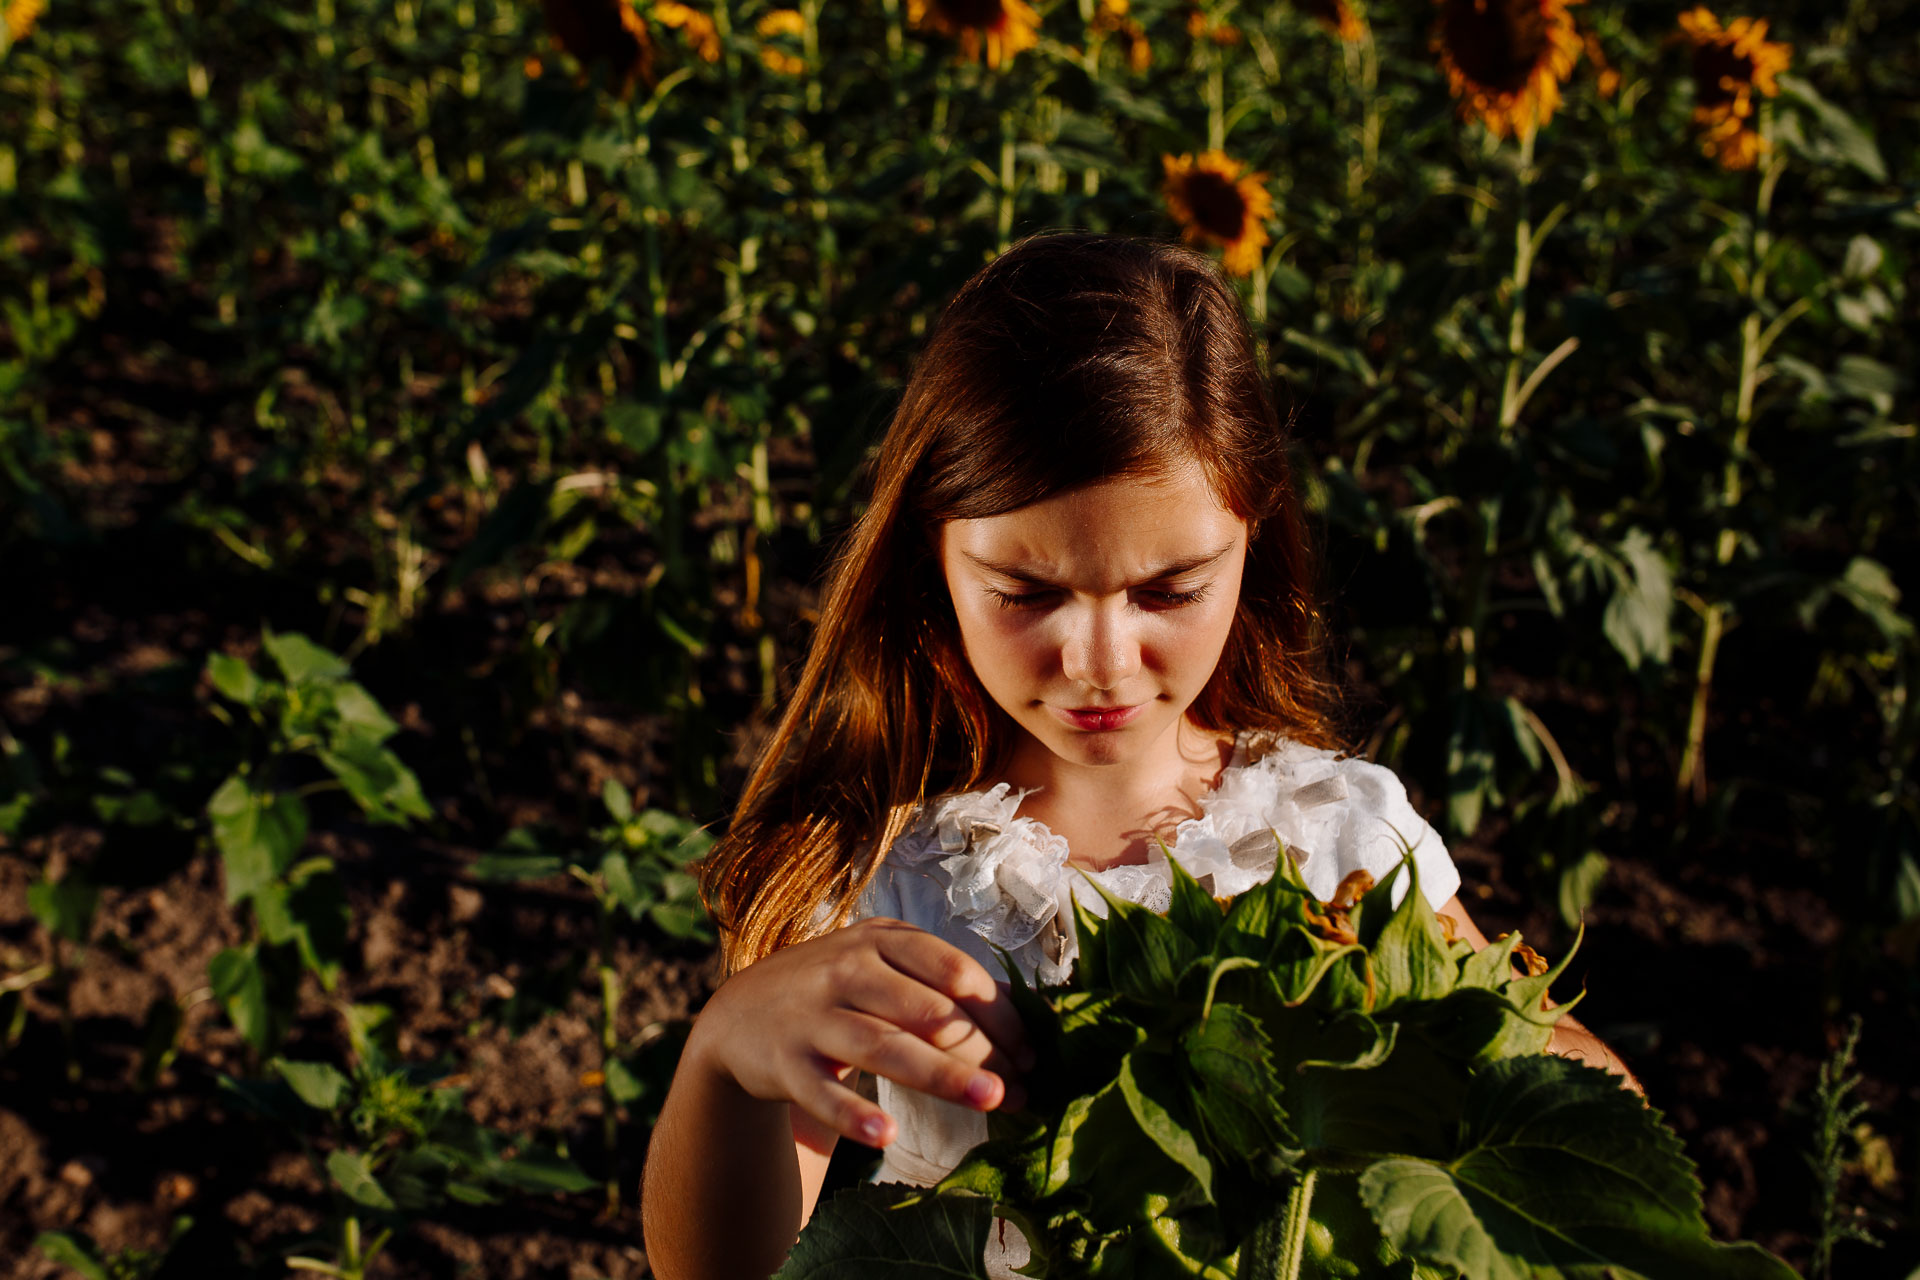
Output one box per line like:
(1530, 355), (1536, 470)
(5, 0), (45, 44)
(1090, 0), (1153, 71)
(1294, 0), (1365, 42)
(1186, 7), (1242, 45)
(655, 1), (722, 62)
(1161, 150), (1274, 277)
(1677, 7), (1791, 169)
(541, 0), (655, 95)
(1433, 0), (1583, 139)
(756, 7), (806, 73)
(908, 0), (1042, 69)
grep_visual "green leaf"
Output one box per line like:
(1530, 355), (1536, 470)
(474, 851), (563, 887)
(275, 1058), (351, 1110)
(602, 850), (646, 917)
(207, 945), (273, 1053)
(1085, 880), (1198, 1004)
(602, 776), (633, 822)
(1777, 74), (1887, 180)
(1556, 851), (1609, 928)
(206, 652), (262, 706)
(1602, 528), (1673, 671)
(207, 774), (308, 903)
(27, 875), (98, 944)
(1360, 1056), (1796, 1280)
(262, 629), (350, 686)
(318, 732), (432, 824)
(1163, 851), (1224, 953)
(777, 1183), (992, 1279)
(330, 681), (400, 741)
(605, 1055), (645, 1105)
(1119, 1050), (1213, 1202)
(1183, 1003), (1292, 1161)
(1357, 856), (1456, 1010)
(327, 1148), (398, 1210)
(490, 1144), (599, 1194)
(32, 1231), (110, 1280)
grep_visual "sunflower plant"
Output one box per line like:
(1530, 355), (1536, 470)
(778, 844), (1796, 1279)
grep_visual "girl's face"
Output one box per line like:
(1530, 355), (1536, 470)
(938, 461), (1248, 770)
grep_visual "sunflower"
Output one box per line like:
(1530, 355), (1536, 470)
(1294, 0), (1365, 42)
(1433, 0), (1583, 140)
(1186, 7), (1242, 45)
(1677, 7), (1790, 170)
(1162, 151), (1273, 277)
(907, 0), (1041, 70)
(1581, 28), (1619, 98)
(655, 1), (722, 62)
(1090, 0), (1152, 72)
(4, 0), (43, 44)
(541, 0), (654, 94)
(757, 7), (806, 73)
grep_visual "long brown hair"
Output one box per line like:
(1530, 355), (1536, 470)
(703, 232), (1344, 971)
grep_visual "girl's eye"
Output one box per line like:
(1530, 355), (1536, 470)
(986, 588), (1055, 610)
(1142, 587), (1210, 608)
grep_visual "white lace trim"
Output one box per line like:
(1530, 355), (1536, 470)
(876, 733), (1395, 986)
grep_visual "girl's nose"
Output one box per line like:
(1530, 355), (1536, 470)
(1060, 600), (1141, 691)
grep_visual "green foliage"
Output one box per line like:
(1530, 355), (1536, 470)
(784, 844), (1795, 1279)
(475, 777), (713, 942)
(1805, 1017), (1882, 1280)
(201, 630), (429, 1051)
(33, 1218), (191, 1280)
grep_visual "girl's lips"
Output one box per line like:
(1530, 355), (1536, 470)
(1054, 704), (1143, 732)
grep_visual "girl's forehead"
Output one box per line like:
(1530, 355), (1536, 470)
(941, 466), (1244, 579)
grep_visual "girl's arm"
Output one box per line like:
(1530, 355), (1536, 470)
(1438, 895), (1646, 1097)
(639, 918), (1032, 1280)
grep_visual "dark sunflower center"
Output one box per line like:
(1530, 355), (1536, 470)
(1184, 171), (1247, 241)
(1440, 0), (1549, 96)
(935, 0), (1007, 29)
(1691, 43), (1755, 109)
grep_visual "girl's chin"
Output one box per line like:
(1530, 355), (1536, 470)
(1029, 714), (1161, 761)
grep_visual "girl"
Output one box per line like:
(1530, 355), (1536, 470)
(640, 232), (1635, 1280)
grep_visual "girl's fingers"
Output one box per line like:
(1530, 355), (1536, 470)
(813, 1009), (1007, 1114)
(791, 1058), (896, 1147)
(838, 962), (1022, 1078)
(868, 925), (1033, 1067)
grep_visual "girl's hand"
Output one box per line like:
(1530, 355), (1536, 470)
(685, 916), (1034, 1148)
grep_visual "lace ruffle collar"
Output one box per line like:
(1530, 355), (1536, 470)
(889, 736), (1358, 985)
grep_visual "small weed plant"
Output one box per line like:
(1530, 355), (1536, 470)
(783, 843), (1796, 1279)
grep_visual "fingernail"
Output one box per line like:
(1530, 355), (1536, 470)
(859, 1115), (888, 1144)
(965, 1074), (998, 1107)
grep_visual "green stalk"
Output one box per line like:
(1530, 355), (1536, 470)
(598, 902), (622, 1216)
(1242, 1169), (1317, 1280)
(997, 109), (1016, 250)
(1496, 129), (1537, 434)
(1207, 48), (1225, 152)
(1678, 145), (1787, 806)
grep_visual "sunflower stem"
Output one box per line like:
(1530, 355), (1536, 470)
(997, 108), (1016, 249)
(1677, 137), (1786, 808)
(1496, 128), (1537, 435)
(1207, 49), (1226, 151)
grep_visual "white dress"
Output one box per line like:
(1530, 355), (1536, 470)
(847, 732), (1461, 1276)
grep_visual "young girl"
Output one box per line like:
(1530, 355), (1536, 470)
(640, 233), (1635, 1280)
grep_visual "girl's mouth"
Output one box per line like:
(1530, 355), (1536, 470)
(1054, 704), (1143, 732)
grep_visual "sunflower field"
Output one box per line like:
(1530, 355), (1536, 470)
(0, 0), (1915, 1272)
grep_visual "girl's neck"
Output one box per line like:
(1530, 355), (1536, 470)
(997, 717), (1235, 871)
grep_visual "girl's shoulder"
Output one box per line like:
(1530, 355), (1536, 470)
(853, 731), (1460, 986)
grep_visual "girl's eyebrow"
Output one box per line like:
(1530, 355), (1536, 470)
(960, 542), (1236, 588)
